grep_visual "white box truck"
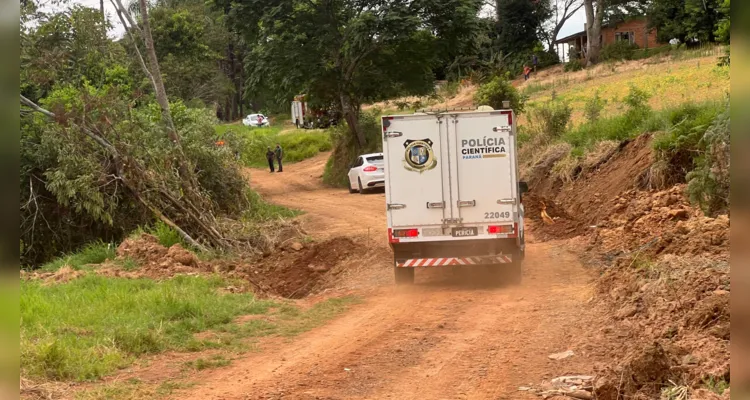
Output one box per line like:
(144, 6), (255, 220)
(382, 108), (527, 284)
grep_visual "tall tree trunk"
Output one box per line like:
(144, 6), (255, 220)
(228, 42), (238, 121)
(138, 0), (179, 144)
(340, 93), (365, 148)
(584, 0), (604, 66)
(238, 54), (244, 118)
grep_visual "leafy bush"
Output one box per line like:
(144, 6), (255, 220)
(623, 84), (651, 113)
(473, 76), (526, 113)
(322, 110), (383, 188)
(527, 100), (572, 144)
(652, 101), (725, 189)
(563, 59), (584, 72)
(150, 220), (182, 248)
(601, 41), (640, 61)
(21, 85), (250, 267)
(686, 103), (730, 215)
(584, 92), (607, 123)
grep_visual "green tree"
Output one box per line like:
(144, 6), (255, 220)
(495, 0), (551, 55)
(714, 0), (730, 43)
(233, 0), (457, 147)
(648, 0), (726, 43)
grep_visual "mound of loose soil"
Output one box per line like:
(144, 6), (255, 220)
(106, 234), (207, 279)
(584, 185), (729, 263)
(522, 131), (730, 398)
(244, 237), (360, 299)
(522, 135), (654, 240)
(588, 253), (730, 398)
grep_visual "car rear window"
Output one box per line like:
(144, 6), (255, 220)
(366, 155), (384, 162)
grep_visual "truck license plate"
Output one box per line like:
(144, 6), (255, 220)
(451, 227), (478, 237)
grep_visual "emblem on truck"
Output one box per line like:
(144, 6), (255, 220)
(403, 139), (437, 172)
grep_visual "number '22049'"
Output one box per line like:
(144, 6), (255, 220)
(484, 211), (510, 219)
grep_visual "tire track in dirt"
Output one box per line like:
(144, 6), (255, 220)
(174, 152), (601, 400)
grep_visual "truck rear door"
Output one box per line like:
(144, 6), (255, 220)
(383, 114), (447, 227)
(447, 111), (517, 225)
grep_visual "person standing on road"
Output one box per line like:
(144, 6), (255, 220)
(266, 146), (275, 173)
(275, 143), (284, 172)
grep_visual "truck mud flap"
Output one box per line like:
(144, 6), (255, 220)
(396, 255), (512, 267)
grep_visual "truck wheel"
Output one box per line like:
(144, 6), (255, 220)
(394, 267), (415, 285)
(506, 259), (522, 285)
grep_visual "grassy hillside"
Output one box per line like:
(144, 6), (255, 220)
(215, 124), (332, 168)
(518, 54), (729, 126)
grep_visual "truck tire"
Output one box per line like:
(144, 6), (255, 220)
(506, 260), (522, 285)
(394, 267), (415, 285)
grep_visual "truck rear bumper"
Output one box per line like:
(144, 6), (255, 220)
(391, 237), (520, 266)
(396, 255), (512, 267)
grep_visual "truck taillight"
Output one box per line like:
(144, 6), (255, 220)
(487, 225), (513, 234)
(393, 229), (419, 238)
(363, 166), (377, 172)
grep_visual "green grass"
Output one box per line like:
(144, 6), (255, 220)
(243, 189), (302, 222)
(150, 221), (182, 248)
(561, 100), (724, 155)
(21, 274), (357, 382)
(703, 375), (729, 395)
(39, 241), (116, 272)
(215, 124), (332, 168)
(74, 379), (195, 400)
(185, 354), (230, 371)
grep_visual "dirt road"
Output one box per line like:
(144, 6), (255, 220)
(179, 153), (600, 400)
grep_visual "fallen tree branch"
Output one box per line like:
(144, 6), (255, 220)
(20, 94), (211, 252)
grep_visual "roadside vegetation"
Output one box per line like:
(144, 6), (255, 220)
(215, 124), (332, 168)
(21, 273), (357, 382)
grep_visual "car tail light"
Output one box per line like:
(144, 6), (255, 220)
(392, 229), (419, 238)
(488, 225), (513, 234)
(363, 166), (377, 172)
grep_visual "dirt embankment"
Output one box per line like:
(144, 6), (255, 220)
(520, 133), (730, 399)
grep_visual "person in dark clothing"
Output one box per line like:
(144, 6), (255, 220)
(266, 146), (275, 172)
(532, 54), (538, 72)
(275, 143), (284, 172)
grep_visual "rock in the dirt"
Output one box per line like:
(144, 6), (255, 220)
(593, 377), (619, 400)
(681, 354), (699, 366)
(307, 264), (330, 273)
(668, 209), (689, 220)
(615, 304), (638, 319)
(167, 244), (198, 267)
(290, 242), (304, 251)
(548, 350), (575, 360)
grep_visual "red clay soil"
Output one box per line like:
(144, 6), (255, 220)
(519, 132), (730, 399)
(524, 134), (655, 241)
(243, 237), (360, 298)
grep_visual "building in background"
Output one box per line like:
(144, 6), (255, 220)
(553, 17), (661, 62)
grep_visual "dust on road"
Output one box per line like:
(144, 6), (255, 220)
(177, 153), (601, 400)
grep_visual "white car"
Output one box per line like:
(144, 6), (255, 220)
(348, 153), (385, 194)
(242, 113), (270, 127)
